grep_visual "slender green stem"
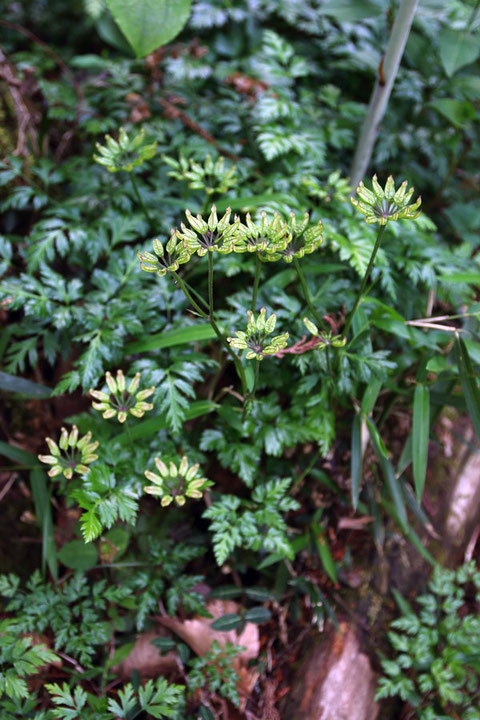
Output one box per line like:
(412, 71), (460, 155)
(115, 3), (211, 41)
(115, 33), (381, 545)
(243, 360), (260, 418)
(251, 254), (261, 312)
(292, 448), (321, 493)
(200, 195), (211, 216)
(325, 346), (332, 376)
(172, 270), (247, 396)
(250, 360), (260, 400)
(171, 271), (208, 319)
(342, 223), (387, 341)
(207, 251), (215, 318)
(183, 278), (209, 311)
(130, 173), (154, 228)
(123, 420), (135, 452)
(293, 257), (327, 331)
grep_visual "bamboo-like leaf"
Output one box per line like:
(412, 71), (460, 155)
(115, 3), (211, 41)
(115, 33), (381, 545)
(118, 400), (217, 442)
(368, 419), (407, 528)
(361, 379), (382, 416)
(0, 441), (38, 467)
(454, 335), (480, 442)
(125, 324), (216, 354)
(30, 467), (57, 580)
(365, 416), (388, 458)
(214, 193), (292, 213)
(412, 384), (430, 502)
(312, 522), (338, 583)
(351, 413), (362, 510)
(0, 371), (51, 397)
(381, 498), (435, 565)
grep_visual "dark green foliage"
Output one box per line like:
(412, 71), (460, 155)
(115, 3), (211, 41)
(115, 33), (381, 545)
(0, 572), (130, 666)
(1, 1), (480, 717)
(376, 563), (480, 719)
(0, 619), (59, 702)
(204, 477), (299, 564)
(188, 640), (243, 707)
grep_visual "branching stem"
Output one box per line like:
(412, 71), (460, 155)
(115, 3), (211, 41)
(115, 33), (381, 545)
(207, 251), (215, 318)
(171, 270), (247, 396)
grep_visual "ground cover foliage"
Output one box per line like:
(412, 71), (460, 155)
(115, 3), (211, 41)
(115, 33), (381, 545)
(1, 0), (480, 717)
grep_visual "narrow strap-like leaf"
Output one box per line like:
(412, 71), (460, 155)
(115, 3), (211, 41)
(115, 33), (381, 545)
(368, 419), (408, 528)
(412, 383), (430, 502)
(351, 413), (362, 510)
(30, 467), (58, 580)
(454, 335), (480, 442)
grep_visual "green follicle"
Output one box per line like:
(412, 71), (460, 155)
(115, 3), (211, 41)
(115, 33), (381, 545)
(38, 425), (99, 479)
(90, 370), (155, 423)
(144, 455), (211, 507)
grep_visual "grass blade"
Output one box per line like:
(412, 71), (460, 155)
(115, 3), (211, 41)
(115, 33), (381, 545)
(455, 335), (480, 442)
(351, 413), (362, 510)
(361, 378), (382, 416)
(412, 384), (430, 502)
(30, 467), (57, 580)
(119, 400), (218, 442)
(125, 324), (216, 354)
(0, 441), (38, 467)
(312, 522), (338, 584)
(0, 371), (51, 397)
(368, 419), (408, 528)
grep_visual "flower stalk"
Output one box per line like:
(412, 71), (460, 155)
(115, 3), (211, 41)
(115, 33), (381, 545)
(172, 270), (248, 397)
(293, 257), (327, 331)
(341, 223), (387, 341)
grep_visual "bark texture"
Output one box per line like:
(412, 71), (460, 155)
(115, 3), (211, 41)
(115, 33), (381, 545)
(282, 623), (379, 720)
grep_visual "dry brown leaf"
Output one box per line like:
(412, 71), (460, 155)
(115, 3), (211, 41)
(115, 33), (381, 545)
(112, 630), (178, 679)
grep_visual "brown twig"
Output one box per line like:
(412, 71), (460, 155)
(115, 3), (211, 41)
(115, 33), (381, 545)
(0, 47), (39, 155)
(0, 473), (17, 502)
(0, 20), (81, 104)
(0, 20), (84, 159)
